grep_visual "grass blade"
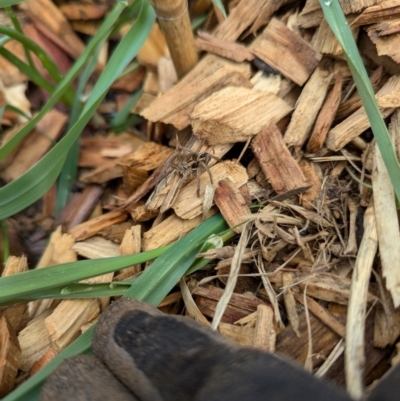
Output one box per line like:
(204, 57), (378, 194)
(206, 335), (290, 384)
(319, 0), (400, 201)
(0, 245), (168, 305)
(211, 0), (227, 18)
(3, 213), (228, 401)
(0, 0), (25, 6)
(0, 2), (127, 161)
(0, 0), (155, 219)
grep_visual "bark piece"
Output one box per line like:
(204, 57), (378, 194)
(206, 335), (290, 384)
(214, 179), (251, 233)
(141, 56), (252, 130)
(2, 109), (67, 181)
(0, 316), (21, 397)
(250, 18), (321, 86)
(284, 65), (332, 148)
(172, 161), (248, 219)
(191, 86), (293, 146)
(327, 75), (400, 151)
(252, 125), (310, 196)
(195, 31), (254, 62)
(306, 73), (343, 153)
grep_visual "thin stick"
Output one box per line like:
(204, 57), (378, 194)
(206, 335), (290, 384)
(148, 0), (198, 78)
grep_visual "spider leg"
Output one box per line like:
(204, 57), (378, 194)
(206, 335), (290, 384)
(202, 161), (214, 185)
(196, 164), (201, 197)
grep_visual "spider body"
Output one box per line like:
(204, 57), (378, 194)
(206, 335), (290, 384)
(148, 137), (220, 212)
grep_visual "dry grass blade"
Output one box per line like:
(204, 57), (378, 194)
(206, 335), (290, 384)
(372, 145), (400, 307)
(211, 221), (252, 331)
(345, 200), (378, 400)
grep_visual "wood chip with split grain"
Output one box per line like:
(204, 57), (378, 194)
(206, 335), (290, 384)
(252, 125), (310, 196)
(191, 86), (292, 146)
(250, 18), (321, 86)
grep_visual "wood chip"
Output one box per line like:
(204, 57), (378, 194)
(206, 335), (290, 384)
(252, 125), (310, 196)
(2, 109), (67, 181)
(250, 18), (321, 86)
(143, 208), (217, 251)
(284, 65), (333, 148)
(253, 304), (276, 351)
(23, 0), (86, 59)
(191, 86), (292, 145)
(326, 75), (400, 151)
(69, 210), (128, 241)
(0, 316), (21, 397)
(172, 160), (248, 219)
(72, 236), (120, 259)
(45, 299), (100, 352)
(306, 73), (343, 153)
(195, 31), (254, 63)
(141, 56), (252, 130)
(114, 226), (142, 281)
(214, 178), (251, 233)
(18, 309), (53, 372)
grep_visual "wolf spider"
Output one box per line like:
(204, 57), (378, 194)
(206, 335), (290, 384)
(151, 137), (220, 210)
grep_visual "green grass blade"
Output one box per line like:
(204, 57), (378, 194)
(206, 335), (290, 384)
(56, 42), (105, 214)
(319, 0), (400, 201)
(123, 213), (228, 303)
(0, 2), (127, 161)
(211, 0), (227, 18)
(0, 0), (25, 6)
(0, 1), (155, 219)
(0, 47), (56, 94)
(5, 6), (35, 69)
(0, 26), (63, 84)
(0, 245), (168, 305)
(110, 88), (142, 132)
(11, 282), (133, 302)
(3, 213), (227, 401)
